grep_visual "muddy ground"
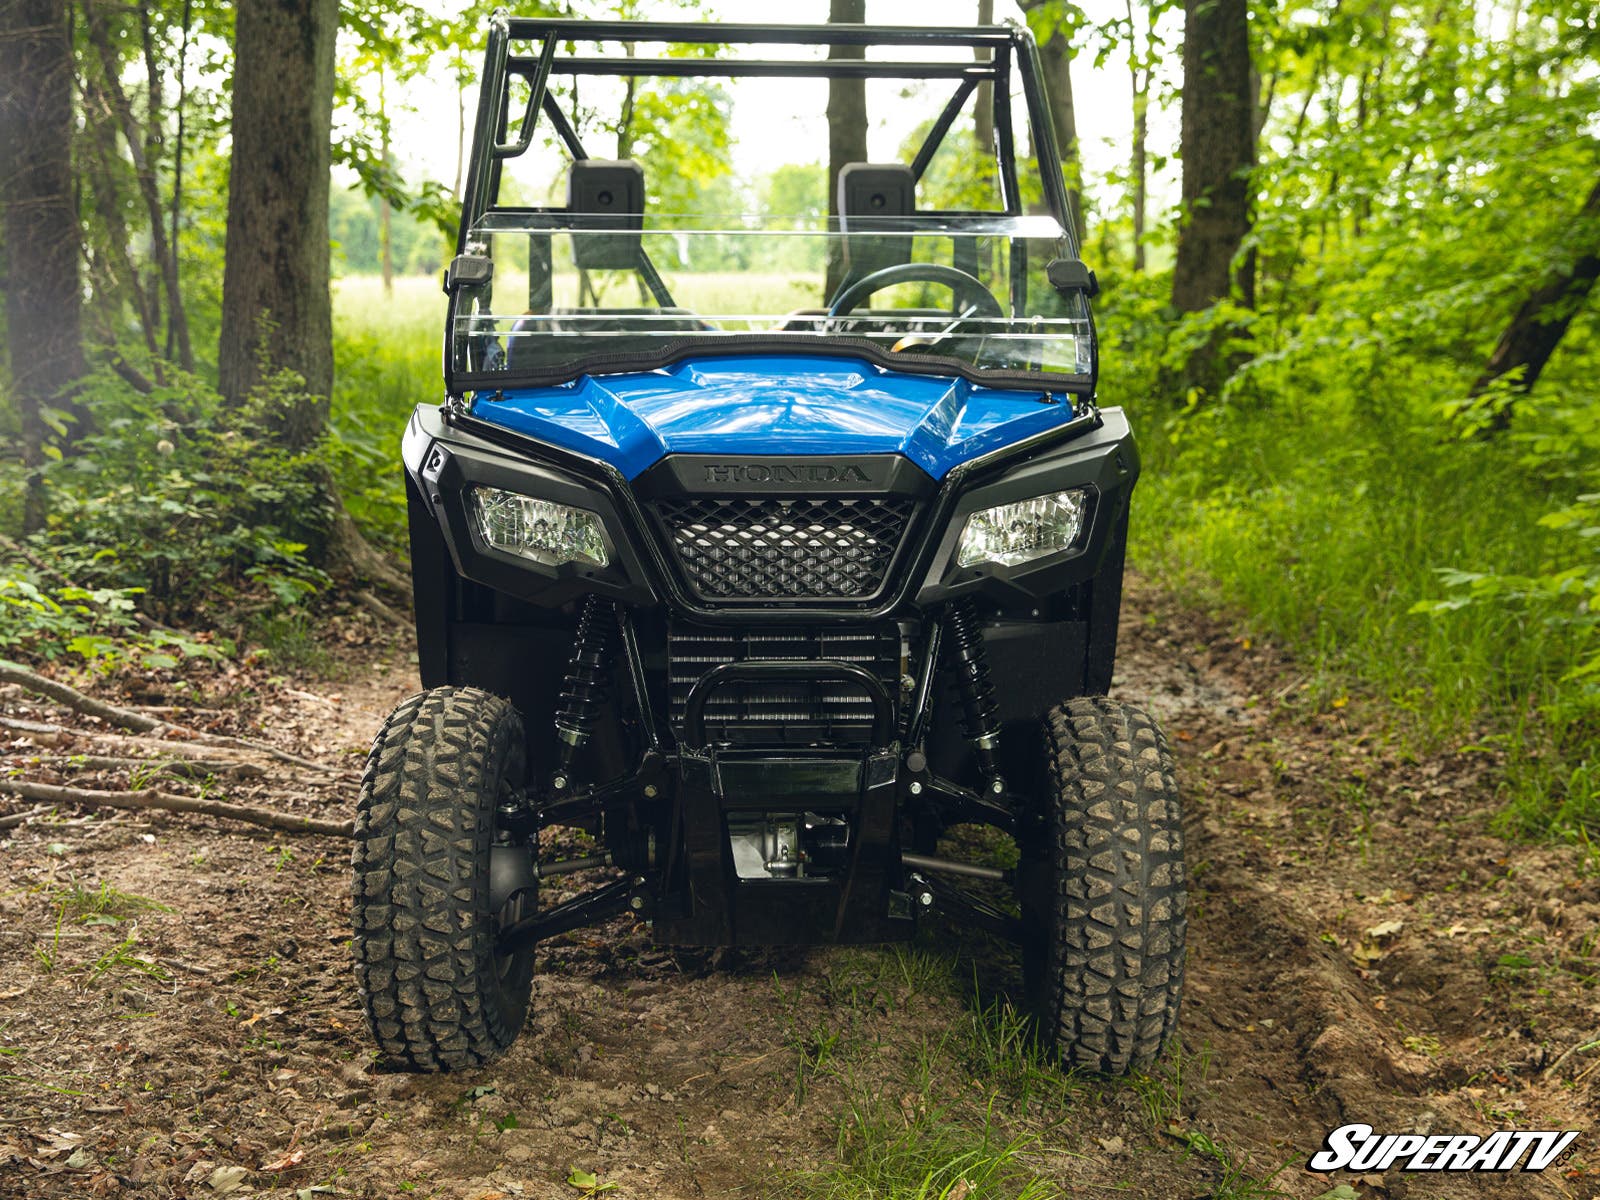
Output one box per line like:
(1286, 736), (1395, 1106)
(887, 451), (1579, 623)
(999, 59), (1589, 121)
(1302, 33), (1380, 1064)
(0, 579), (1595, 1199)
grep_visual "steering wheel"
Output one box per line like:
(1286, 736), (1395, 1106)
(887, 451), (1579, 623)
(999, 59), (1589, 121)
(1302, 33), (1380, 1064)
(825, 262), (1005, 321)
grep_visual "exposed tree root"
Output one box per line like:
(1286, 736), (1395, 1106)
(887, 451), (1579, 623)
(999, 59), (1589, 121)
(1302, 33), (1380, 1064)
(355, 589), (408, 629)
(329, 509), (411, 597)
(0, 661), (163, 733)
(0, 805), (48, 830)
(0, 778), (353, 838)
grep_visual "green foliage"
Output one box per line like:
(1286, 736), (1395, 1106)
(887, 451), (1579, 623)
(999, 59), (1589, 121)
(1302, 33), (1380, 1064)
(0, 573), (218, 670)
(24, 368), (332, 633)
(1084, 0), (1600, 843)
(1107, 256), (1600, 838)
(804, 1099), (1061, 1200)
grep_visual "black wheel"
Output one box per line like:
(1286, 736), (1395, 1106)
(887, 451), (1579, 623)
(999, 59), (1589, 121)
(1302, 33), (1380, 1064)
(1020, 697), (1187, 1075)
(352, 686), (535, 1071)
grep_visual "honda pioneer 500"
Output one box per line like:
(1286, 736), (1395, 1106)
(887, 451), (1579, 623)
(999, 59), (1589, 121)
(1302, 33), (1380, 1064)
(352, 17), (1186, 1076)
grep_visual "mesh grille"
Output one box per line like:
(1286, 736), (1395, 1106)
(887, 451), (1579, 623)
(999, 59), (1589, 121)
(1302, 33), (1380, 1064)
(653, 497), (915, 601)
(669, 625), (901, 747)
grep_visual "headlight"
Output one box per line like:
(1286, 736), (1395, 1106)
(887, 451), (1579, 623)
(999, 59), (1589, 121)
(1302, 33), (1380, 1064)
(956, 489), (1089, 568)
(469, 487), (609, 568)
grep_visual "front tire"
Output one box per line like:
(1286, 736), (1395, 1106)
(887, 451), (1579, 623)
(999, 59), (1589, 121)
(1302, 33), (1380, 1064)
(352, 687), (535, 1071)
(1022, 697), (1187, 1074)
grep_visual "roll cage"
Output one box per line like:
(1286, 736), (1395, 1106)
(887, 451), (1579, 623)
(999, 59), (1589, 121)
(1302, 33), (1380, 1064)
(444, 18), (1095, 398)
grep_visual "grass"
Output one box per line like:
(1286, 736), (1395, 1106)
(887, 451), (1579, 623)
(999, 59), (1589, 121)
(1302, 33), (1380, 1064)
(1107, 292), (1600, 840)
(808, 1096), (1066, 1200)
(773, 943), (1283, 1200)
(330, 275), (443, 551)
(88, 936), (170, 984)
(28, 880), (171, 978)
(49, 879), (171, 924)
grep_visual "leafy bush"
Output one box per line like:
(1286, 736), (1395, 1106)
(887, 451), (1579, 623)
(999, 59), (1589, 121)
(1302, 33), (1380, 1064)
(26, 367), (332, 627)
(0, 570), (222, 670)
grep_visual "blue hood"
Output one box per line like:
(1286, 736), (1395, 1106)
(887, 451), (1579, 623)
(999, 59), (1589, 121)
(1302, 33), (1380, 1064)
(469, 353), (1077, 481)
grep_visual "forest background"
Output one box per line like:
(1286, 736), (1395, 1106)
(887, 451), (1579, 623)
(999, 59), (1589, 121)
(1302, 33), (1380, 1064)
(0, 0), (1596, 850)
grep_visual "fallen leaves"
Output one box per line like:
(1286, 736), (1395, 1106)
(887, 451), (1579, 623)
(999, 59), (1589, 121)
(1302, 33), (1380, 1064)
(262, 1148), (305, 1173)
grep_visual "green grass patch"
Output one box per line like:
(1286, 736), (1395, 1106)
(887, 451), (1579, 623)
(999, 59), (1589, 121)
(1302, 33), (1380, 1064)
(1104, 272), (1599, 840)
(331, 275), (445, 551)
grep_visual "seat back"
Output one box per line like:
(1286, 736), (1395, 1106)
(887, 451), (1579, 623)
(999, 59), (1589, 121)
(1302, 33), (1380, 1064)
(837, 163), (916, 281)
(568, 159), (646, 271)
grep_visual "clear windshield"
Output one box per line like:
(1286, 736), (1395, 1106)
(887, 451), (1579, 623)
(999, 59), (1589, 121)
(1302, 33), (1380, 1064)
(449, 213), (1091, 384)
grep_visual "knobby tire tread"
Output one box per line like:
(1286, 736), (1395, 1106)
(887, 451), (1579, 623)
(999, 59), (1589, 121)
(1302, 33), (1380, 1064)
(1038, 696), (1187, 1075)
(351, 687), (532, 1072)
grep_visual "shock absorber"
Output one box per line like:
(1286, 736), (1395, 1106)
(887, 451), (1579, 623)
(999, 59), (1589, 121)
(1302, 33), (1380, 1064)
(945, 598), (1004, 788)
(552, 594), (617, 786)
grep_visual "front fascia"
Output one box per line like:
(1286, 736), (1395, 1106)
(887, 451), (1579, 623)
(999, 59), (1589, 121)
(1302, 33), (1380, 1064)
(462, 351), (1087, 484)
(404, 401), (1128, 620)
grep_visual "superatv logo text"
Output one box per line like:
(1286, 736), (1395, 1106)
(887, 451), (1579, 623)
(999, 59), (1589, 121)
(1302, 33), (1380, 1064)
(1308, 1123), (1580, 1173)
(702, 463), (872, 484)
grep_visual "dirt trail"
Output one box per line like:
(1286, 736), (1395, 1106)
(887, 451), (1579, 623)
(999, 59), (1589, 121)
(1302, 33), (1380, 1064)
(0, 581), (1595, 1199)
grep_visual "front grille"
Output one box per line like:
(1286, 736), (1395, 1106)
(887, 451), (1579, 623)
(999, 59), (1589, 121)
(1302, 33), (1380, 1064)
(669, 624), (901, 747)
(653, 497), (915, 602)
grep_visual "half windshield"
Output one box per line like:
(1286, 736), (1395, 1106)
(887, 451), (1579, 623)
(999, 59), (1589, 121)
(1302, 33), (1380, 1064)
(446, 20), (1092, 393)
(449, 213), (1092, 387)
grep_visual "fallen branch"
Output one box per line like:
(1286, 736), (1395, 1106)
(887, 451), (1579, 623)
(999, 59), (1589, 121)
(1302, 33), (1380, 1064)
(2, 718), (266, 763)
(0, 660), (339, 776)
(0, 660), (162, 733)
(19, 753), (267, 781)
(0, 778), (353, 838)
(172, 730), (343, 777)
(0, 805), (48, 830)
(1544, 1033), (1600, 1080)
(0, 715), (70, 735)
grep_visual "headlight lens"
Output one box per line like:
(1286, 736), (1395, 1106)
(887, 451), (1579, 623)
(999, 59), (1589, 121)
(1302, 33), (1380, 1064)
(469, 487), (609, 568)
(956, 489), (1089, 568)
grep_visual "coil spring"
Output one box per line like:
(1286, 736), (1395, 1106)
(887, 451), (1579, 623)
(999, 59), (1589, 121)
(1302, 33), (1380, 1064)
(945, 598), (1001, 776)
(554, 595), (616, 767)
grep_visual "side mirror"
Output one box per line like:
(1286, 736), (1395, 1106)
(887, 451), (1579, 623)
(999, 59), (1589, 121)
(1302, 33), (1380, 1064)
(444, 254), (494, 295)
(1047, 258), (1100, 300)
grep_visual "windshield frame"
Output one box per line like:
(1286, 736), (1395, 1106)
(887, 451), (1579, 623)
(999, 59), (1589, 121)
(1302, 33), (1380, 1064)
(446, 18), (1088, 399)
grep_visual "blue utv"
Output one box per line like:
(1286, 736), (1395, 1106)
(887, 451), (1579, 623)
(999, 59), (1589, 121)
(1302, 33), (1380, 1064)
(352, 17), (1186, 1076)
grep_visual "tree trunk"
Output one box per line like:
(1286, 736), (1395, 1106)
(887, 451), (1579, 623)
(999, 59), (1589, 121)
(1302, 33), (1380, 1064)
(379, 66), (393, 296)
(167, 0), (192, 363)
(1168, 0), (1254, 402)
(1126, 0), (1149, 272)
(218, 0), (338, 448)
(1171, 0), (1254, 314)
(974, 0), (995, 157)
(1470, 176), (1600, 432)
(84, 0), (193, 373)
(1019, 1), (1083, 243)
(0, 0), (86, 529)
(824, 0), (867, 298)
(80, 73), (163, 367)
